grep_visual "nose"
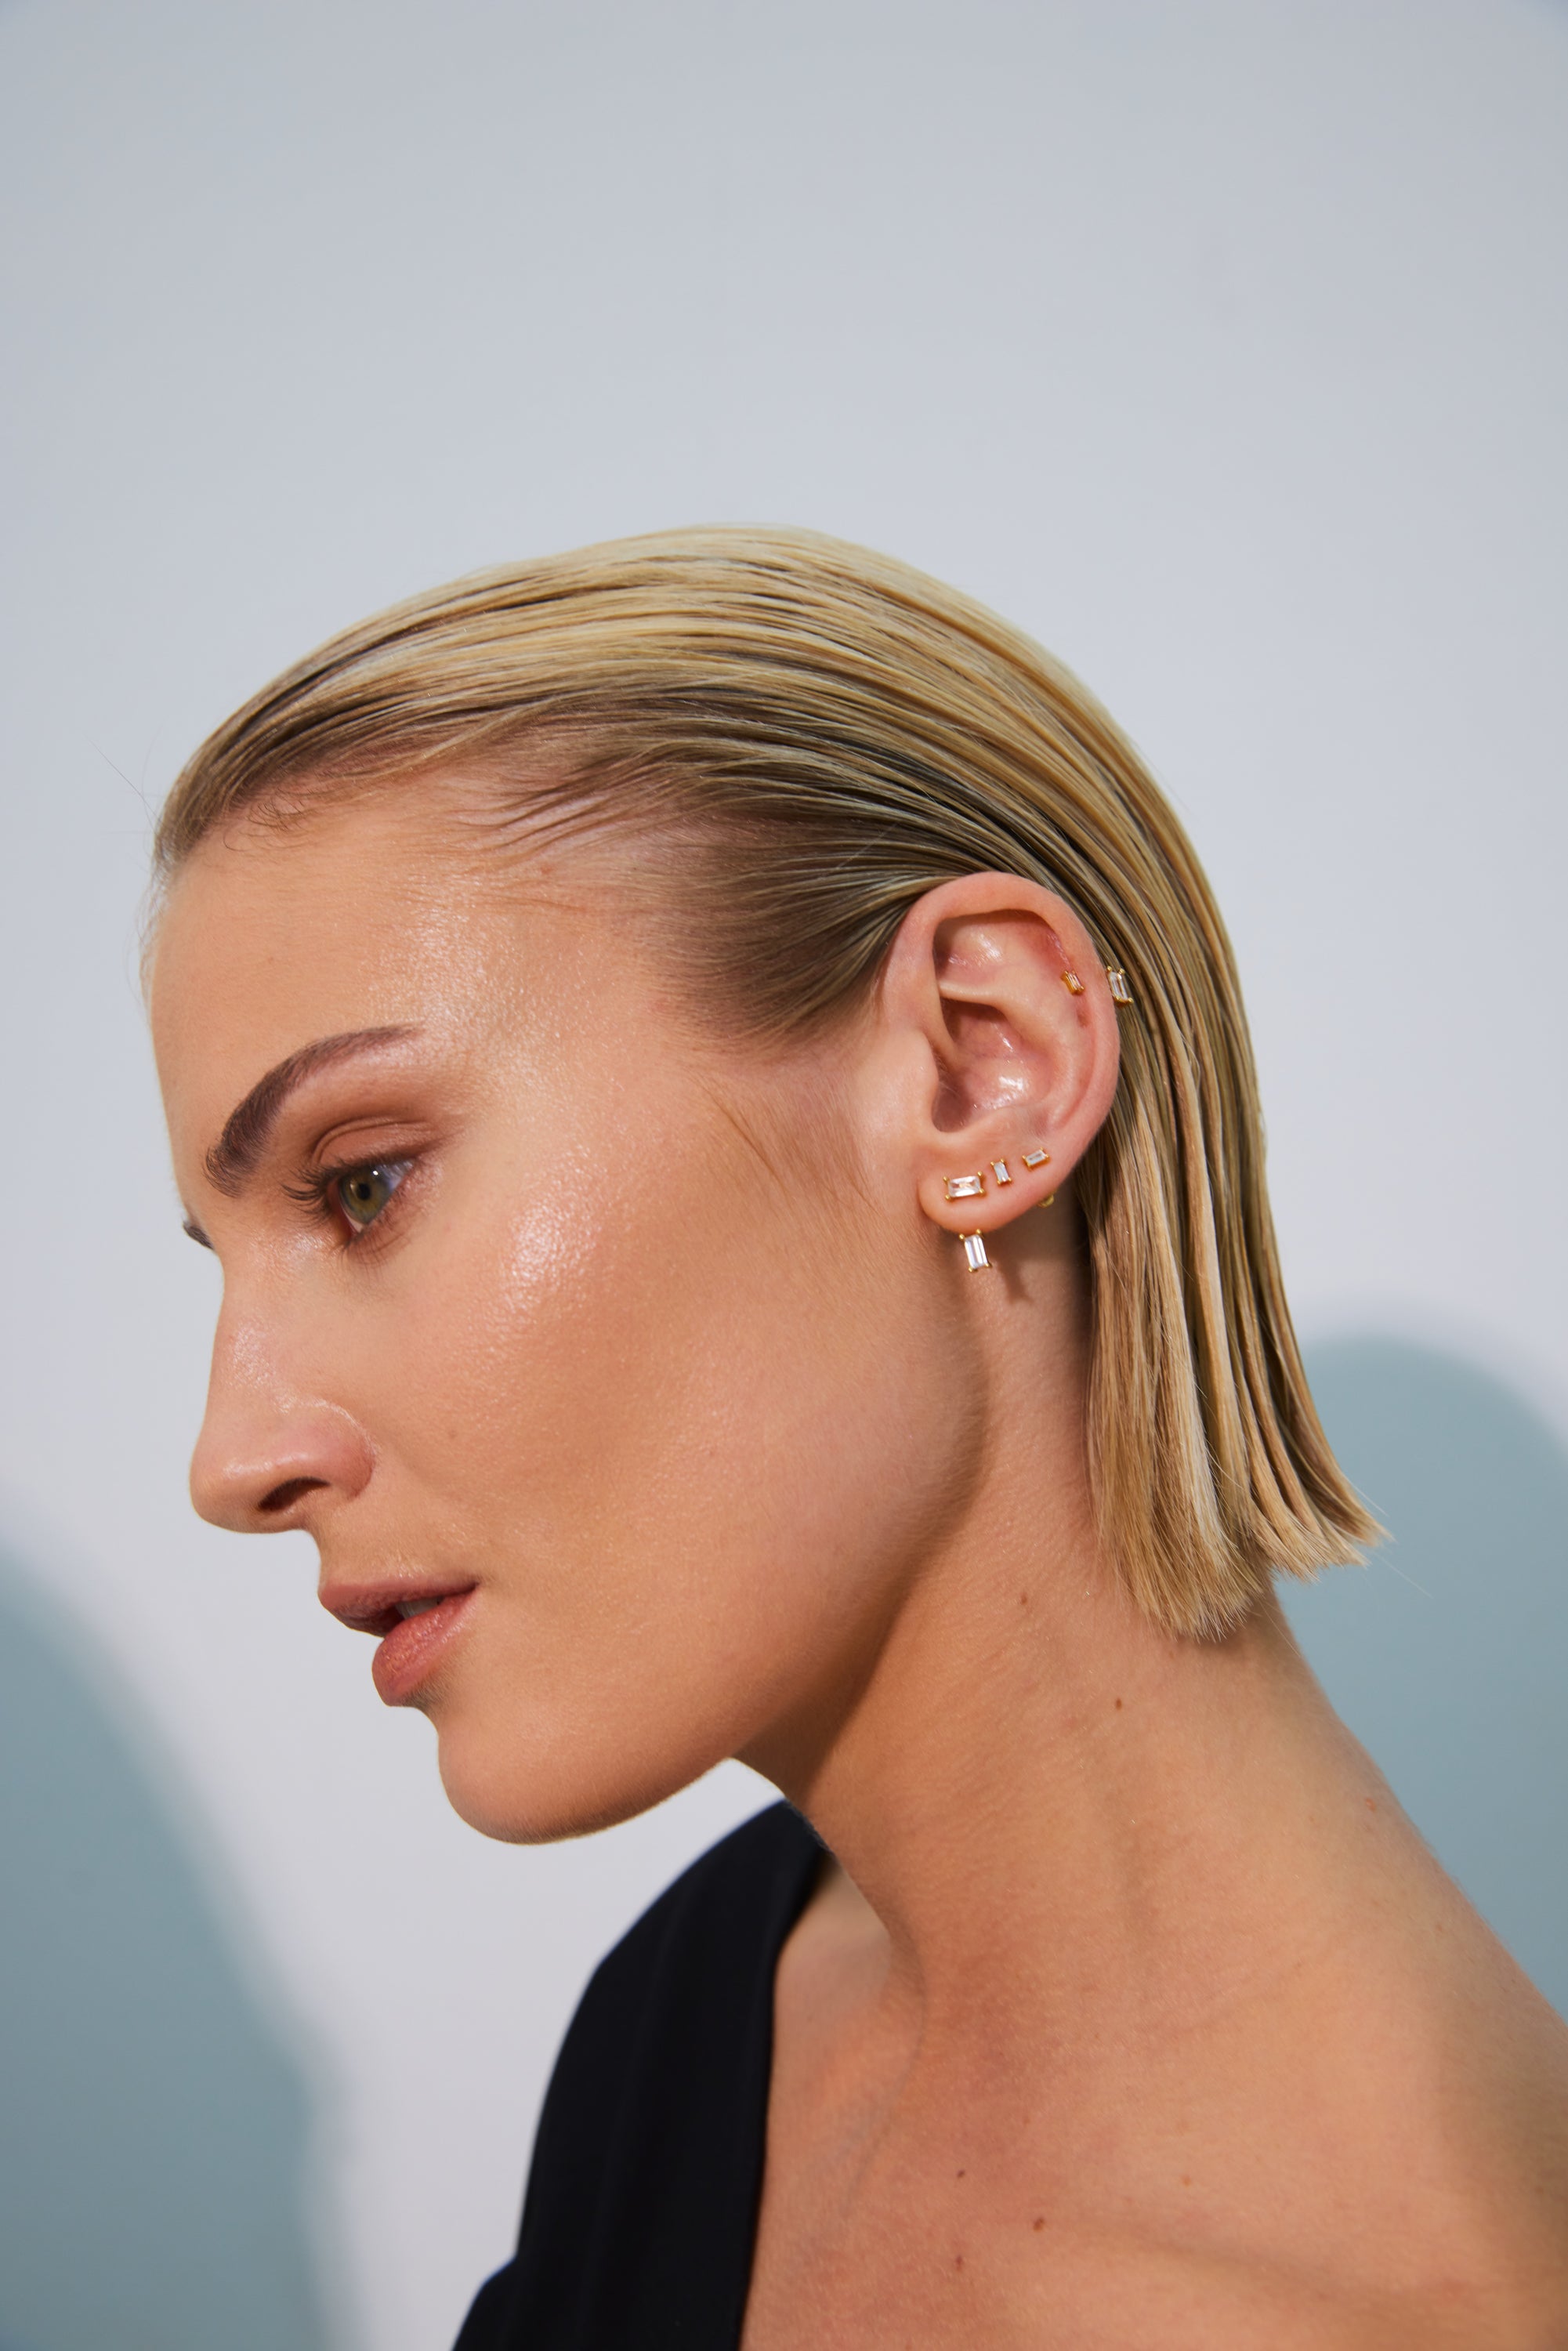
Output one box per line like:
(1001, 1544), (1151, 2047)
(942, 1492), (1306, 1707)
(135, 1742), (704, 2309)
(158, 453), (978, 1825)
(190, 1313), (373, 1534)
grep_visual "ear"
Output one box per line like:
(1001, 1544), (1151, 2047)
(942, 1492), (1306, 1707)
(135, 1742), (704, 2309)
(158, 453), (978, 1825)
(875, 873), (1122, 1240)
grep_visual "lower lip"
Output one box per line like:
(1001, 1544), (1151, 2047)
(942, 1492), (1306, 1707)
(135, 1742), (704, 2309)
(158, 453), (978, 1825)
(371, 1590), (478, 1705)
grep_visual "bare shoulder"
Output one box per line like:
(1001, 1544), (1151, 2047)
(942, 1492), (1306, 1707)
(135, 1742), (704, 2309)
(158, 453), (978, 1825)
(1297, 1899), (1568, 2346)
(753, 1853), (1568, 2351)
(1447, 1948), (1568, 2326)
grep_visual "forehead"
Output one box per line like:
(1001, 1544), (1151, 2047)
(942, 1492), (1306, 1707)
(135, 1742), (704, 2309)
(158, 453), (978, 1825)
(148, 793), (610, 1145)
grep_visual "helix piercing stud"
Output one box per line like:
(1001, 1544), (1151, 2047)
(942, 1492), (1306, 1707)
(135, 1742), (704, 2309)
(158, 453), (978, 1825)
(944, 1172), (986, 1201)
(961, 1231), (992, 1272)
(1106, 966), (1133, 1005)
(1062, 970), (1086, 996)
(1021, 1148), (1051, 1170)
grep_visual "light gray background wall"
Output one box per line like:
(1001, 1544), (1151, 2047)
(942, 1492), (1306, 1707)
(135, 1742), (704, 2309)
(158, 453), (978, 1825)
(2, 2), (1566, 2344)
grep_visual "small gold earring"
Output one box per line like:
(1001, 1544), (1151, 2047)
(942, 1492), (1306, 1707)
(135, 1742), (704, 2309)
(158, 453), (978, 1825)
(990, 1159), (1013, 1186)
(1021, 1147), (1051, 1170)
(1062, 970), (1086, 996)
(961, 1231), (991, 1272)
(1038, 1193), (1056, 1209)
(944, 1172), (986, 1201)
(1106, 966), (1133, 1005)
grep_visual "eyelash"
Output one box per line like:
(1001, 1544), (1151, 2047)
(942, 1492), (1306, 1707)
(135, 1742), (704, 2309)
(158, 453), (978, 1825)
(284, 1157), (415, 1245)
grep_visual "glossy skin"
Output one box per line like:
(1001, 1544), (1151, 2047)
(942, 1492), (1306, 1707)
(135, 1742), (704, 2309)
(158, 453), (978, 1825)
(151, 792), (1568, 2347)
(151, 794), (1110, 1838)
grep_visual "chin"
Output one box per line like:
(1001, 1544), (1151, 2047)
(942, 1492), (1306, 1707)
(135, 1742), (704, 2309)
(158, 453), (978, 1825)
(432, 1710), (738, 1846)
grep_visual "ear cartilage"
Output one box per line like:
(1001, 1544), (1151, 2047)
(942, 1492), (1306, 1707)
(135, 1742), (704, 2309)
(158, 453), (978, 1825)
(1106, 966), (1133, 1005)
(1062, 970), (1086, 996)
(944, 1172), (986, 1201)
(1020, 1148), (1051, 1171)
(990, 1160), (1013, 1186)
(961, 1231), (992, 1272)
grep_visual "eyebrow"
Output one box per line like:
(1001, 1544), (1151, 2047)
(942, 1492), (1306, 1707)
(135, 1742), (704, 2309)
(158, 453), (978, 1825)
(201, 1024), (419, 1198)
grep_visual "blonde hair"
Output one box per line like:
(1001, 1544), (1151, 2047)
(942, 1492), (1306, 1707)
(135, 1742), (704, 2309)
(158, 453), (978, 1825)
(154, 526), (1373, 1635)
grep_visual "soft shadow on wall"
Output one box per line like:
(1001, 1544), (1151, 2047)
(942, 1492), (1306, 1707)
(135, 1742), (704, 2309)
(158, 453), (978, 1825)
(1291, 1338), (1568, 2020)
(0, 1554), (333, 2351)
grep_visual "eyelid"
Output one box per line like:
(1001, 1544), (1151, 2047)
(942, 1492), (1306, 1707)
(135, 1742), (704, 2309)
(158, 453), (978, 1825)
(299, 1107), (439, 1168)
(313, 1147), (415, 1183)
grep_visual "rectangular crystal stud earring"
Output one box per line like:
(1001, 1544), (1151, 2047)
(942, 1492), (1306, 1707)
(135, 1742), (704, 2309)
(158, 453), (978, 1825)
(1062, 970), (1086, 996)
(1021, 1148), (1051, 1170)
(944, 1172), (986, 1201)
(1106, 966), (1133, 1005)
(962, 1231), (991, 1272)
(991, 1160), (1012, 1186)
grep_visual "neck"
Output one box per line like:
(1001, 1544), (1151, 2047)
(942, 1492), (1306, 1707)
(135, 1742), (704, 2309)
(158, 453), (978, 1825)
(746, 1250), (1434, 2074)
(739, 1255), (1568, 2331)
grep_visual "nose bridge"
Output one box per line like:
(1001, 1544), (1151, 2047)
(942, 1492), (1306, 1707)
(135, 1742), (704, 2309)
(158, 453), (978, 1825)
(191, 1282), (371, 1534)
(203, 1279), (295, 1437)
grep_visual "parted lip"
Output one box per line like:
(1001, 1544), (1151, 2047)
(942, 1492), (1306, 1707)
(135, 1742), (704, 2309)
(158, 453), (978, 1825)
(318, 1578), (479, 1638)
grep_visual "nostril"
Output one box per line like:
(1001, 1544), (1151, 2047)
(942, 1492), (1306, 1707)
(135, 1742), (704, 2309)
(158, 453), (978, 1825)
(258, 1476), (327, 1517)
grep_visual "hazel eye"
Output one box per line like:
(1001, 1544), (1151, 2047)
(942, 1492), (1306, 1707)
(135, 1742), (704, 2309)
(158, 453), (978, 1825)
(332, 1161), (409, 1231)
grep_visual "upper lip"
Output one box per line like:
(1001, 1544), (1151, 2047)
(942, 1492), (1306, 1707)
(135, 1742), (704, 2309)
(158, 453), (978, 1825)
(318, 1578), (478, 1637)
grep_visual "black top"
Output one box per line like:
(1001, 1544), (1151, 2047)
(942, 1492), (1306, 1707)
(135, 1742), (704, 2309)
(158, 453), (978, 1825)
(453, 1802), (824, 2351)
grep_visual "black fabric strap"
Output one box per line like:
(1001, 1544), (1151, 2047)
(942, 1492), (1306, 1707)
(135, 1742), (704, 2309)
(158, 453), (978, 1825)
(454, 1801), (824, 2351)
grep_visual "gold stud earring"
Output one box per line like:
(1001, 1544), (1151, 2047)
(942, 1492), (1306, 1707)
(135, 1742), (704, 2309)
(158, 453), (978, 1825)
(1106, 966), (1133, 1005)
(944, 1172), (986, 1201)
(961, 1231), (991, 1272)
(1021, 1147), (1051, 1170)
(990, 1159), (1013, 1186)
(1062, 969), (1086, 996)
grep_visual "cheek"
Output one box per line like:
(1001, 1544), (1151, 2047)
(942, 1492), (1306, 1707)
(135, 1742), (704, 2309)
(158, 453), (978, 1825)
(362, 1150), (975, 1838)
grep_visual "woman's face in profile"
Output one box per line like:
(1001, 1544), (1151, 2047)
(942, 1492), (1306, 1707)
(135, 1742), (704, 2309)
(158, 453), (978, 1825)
(150, 792), (972, 1840)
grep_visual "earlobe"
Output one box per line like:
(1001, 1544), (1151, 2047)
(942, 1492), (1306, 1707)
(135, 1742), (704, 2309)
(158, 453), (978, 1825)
(878, 872), (1122, 1247)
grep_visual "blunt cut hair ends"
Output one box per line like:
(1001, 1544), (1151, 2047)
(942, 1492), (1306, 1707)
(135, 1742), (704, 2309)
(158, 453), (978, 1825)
(153, 527), (1375, 1637)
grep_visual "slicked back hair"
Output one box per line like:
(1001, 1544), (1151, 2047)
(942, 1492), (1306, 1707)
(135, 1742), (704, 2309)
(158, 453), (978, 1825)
(154, 527), (1374, 1635)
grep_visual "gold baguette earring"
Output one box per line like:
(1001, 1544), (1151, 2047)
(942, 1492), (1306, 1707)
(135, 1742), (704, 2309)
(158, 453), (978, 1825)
(1021, 1147), (1050, 1170)
(961, 1231), (991, 1272)
(1106, 966), (1133, 1005)
(944, 1172), (986, 1201)
(1062, 970), (1086, 996)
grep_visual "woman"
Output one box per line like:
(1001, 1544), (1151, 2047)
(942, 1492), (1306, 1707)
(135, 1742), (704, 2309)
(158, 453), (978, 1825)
(148, 531), (1568, 2349)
